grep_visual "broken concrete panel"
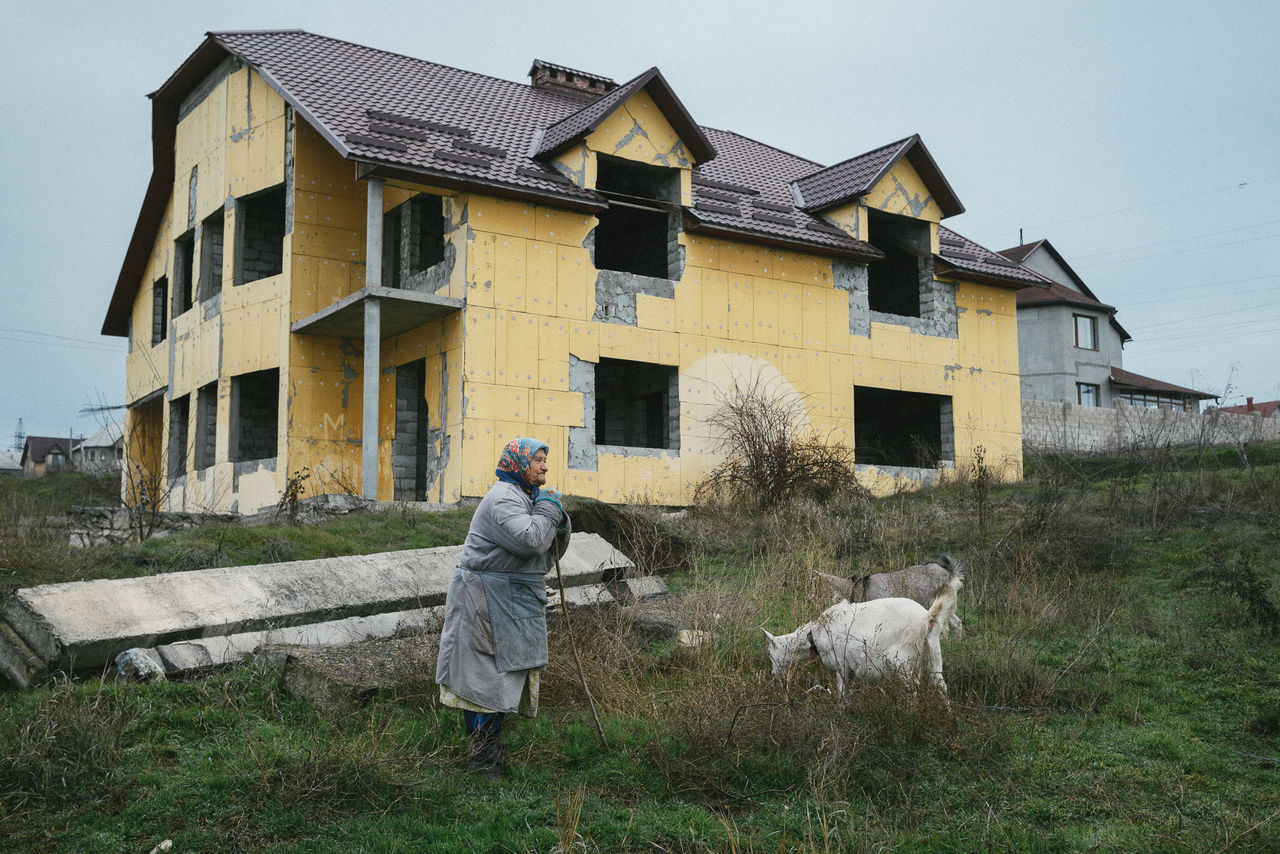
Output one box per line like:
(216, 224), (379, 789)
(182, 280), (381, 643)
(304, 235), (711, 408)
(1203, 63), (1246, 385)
(149, 605), (445, 678)
(127, 576), (665, 682)
(0, 532), (630, 687)
(620, 575), (667, 600)
(0, 620), (45, 688)
(279, 634), (440, 713)
(547, 583), (616, 610)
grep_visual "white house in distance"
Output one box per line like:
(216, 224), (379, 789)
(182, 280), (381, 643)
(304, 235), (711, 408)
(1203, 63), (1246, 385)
(1000, 239), (1215, 412)
(72, 422), (125, 473)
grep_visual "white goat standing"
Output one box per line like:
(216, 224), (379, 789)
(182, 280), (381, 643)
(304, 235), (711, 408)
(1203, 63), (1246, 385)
(764, 564), (963, 701)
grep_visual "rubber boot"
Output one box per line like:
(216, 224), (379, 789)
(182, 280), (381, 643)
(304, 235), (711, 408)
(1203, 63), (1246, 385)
(467, 730), (503, 780)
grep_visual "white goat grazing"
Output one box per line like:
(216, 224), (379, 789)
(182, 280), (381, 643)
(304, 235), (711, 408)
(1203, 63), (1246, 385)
(811, 555), (965, 638)
(764, 566), (963, 701)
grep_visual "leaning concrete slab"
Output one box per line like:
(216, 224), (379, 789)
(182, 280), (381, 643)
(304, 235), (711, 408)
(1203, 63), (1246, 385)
(146, 605), (446, 678)
(120, 575), (671, 683)
(0, 532), (632, 688)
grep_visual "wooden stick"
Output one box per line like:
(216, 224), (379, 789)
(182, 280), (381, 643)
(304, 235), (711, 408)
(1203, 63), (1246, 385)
(553, 543), (609, 750)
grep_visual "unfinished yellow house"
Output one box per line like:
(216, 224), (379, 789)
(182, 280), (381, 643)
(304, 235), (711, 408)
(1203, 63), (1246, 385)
(101, 31), (1048, 514)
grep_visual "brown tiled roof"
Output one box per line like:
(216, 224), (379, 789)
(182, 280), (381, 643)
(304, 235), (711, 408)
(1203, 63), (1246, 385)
(935, 227), (1051, 289)
(1110, 367), (1215, 399)
(103, 30), (1039, 335)
(1016, 279), (1114, 310)
(1219, 399), (1279, 417)
(535, 66), (714, 162)
(686, 127), (881, 260)
(998, 240), (1041, 264)
(21, 436), (73, 466)
(213, 31), (608, 204)
(793, 134), (964, 217)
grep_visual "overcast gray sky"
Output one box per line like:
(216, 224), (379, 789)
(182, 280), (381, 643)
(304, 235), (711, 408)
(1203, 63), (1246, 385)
(3, 0), (1277, 447)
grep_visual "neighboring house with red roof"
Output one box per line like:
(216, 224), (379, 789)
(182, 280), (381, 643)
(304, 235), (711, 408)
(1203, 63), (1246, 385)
(1219, 398), (1279, 419)
(1000, 239), (1215, 412)
(101, 30), (1048, 514)
(20, 436), (74, 478)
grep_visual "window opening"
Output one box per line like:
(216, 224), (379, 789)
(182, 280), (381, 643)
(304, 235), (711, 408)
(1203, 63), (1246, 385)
(236, 185), (286, 285)
(169, 395), (190, 476)
(1077, 383), (1100, 407)
(594, 156), (678, 279)
(1074, 314), (1097, 350)
(151, 276), (168, 346)
(866, 210), (928, 317)
(854, 386), (953, 468)
(174, 231), (195, 315)
(594, 358), (679, 450)
(409, 194), (445, 273)
(126, 396), (164, 509)
(195, 382), (217, 469)
(382, 194), (446, 288)
(392, 359), (429, 500)
(382, 204), (403, 288)
(199, 209), (224, 301)
(230, 369), (278, 462)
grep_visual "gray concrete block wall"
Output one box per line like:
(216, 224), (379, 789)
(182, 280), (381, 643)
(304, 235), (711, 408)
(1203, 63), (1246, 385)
(1022, 399), (1280, 452)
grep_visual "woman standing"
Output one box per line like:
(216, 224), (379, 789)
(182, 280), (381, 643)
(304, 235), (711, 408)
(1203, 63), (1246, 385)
(435, 437), (570, 779)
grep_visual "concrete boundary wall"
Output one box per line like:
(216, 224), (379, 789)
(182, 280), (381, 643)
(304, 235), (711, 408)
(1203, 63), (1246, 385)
(1022, 399), (1280, 453)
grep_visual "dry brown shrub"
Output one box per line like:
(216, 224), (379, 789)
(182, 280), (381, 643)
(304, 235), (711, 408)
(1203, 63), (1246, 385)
(694, 376), (863, 508)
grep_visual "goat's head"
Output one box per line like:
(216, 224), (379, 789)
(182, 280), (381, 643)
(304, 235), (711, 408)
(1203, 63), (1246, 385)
(761, 627), (809, 678)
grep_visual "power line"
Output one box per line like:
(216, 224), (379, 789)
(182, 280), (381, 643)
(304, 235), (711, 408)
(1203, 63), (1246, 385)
(1070, 218), (1280, 261)
(1129, 300), (1280, 330)
(0, 334), (124, 354)
(1075, 232), (1280, 269)
(983, 172), (1280, 245)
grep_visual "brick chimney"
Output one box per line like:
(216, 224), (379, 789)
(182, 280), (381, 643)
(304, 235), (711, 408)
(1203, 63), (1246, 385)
(1247, 396), (1255, 411)
(528, 59), (617, 99)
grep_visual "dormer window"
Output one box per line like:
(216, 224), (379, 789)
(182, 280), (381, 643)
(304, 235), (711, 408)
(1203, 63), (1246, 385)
(594, 156), (680, 280)
(866, 209), (931, 318)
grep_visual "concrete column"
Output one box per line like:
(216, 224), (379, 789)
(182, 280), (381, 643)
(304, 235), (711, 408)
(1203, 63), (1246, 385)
(362, 177), (384, 500)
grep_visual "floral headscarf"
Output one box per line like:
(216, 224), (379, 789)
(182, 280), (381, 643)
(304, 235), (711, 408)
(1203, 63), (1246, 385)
(495, 437), (550, 497)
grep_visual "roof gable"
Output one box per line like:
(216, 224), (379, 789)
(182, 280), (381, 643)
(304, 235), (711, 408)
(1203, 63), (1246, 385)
(581, 89), (694, 171)
(793, 135), (964, 217)
(534, 66), (714, 164)
(21, 436), (72, 466)
(1002, 239), (1131, 342)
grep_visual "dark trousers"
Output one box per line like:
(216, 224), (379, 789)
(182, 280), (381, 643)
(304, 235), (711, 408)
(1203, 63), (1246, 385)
(463, 710), (504, 735)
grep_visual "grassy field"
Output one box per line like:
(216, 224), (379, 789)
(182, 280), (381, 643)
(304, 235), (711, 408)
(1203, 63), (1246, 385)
(1, 442), (1278, 852)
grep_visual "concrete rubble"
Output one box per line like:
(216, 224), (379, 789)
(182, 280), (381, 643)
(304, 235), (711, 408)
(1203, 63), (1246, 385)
(0, 532), (644, 688)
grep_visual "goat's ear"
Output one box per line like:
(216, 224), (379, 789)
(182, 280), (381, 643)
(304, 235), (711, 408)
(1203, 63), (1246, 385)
(761, 628), (776, 644)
